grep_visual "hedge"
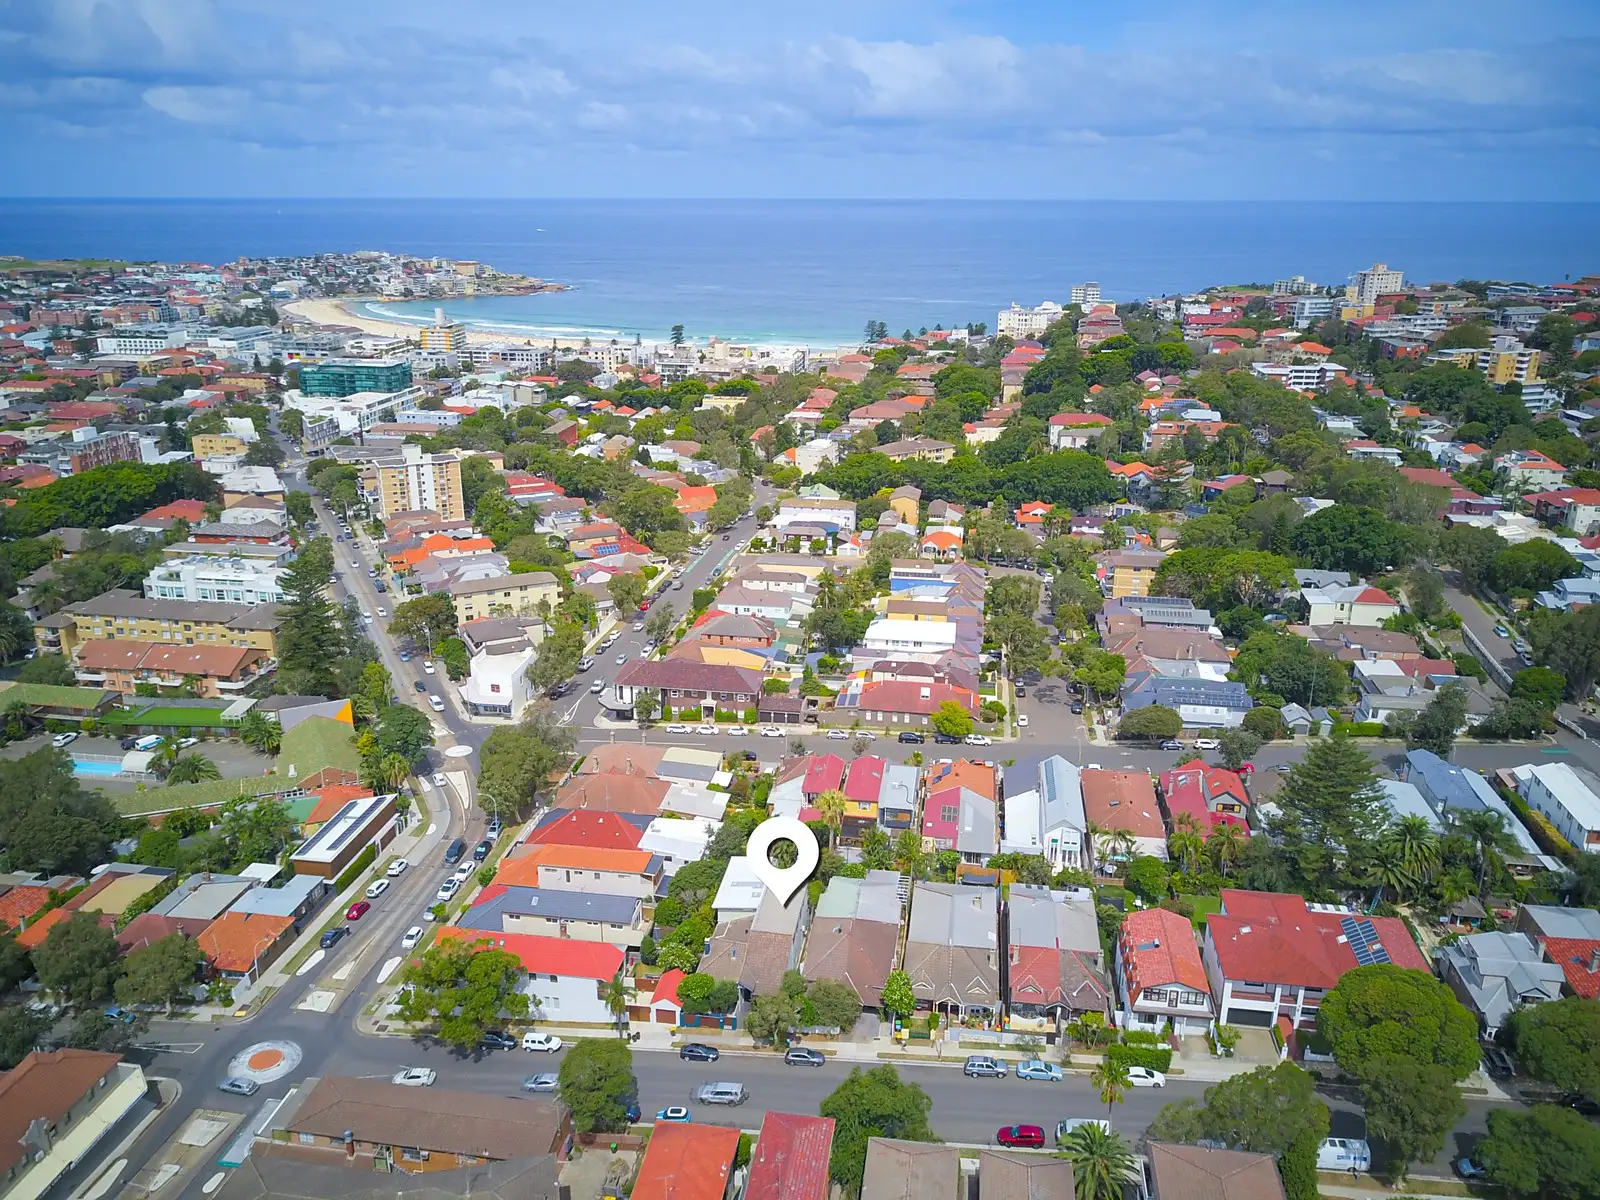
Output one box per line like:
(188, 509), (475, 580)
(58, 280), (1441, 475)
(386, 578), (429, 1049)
(1502, 788), (1577, 863)
(333, 844), (377, 893)
(1122, 1029), (1167, 1046)
(1107, 1043), (1173, 1072)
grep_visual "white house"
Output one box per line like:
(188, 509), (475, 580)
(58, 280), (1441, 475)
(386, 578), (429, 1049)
(1299, 583), (1401, 627)
(772, 498), (857, 536)
(447, 932), (625, 1025)
(859, 618), (960, 657)
(997, 301), (1066, 339)
(144, 555), (287, 605)
(1047, 412), (1114, 450)
(460, 640), (536, 720)
(637, 816), (718, 875)
(1496, 449), (1567, 491)
(1513, 762), (1600, 854)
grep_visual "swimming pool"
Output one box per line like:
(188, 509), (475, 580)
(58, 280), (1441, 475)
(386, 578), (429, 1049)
(72, 758), (124, 777)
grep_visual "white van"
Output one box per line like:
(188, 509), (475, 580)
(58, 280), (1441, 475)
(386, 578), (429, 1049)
(1317, 1138), (1371, 1174)
(133, 734), (166, 752)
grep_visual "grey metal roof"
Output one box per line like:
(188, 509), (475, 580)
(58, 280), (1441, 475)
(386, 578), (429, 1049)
(907, 881), (996, 950)
(879, 763), (919, 814)
(1039, 755), (1086, 835)
(1519, 904), (1600, 940)
(956, 790), (997, 858)
(814, 870), (904, 925)
(454, 886), (641, 930)
(1436, 931), (1566, 1031)
(1008, 884), (1101, 955)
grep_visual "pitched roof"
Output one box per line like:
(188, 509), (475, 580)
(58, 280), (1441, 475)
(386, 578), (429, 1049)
(745, 1112), (835, 1200)
(0, 884), (55, 929)
(1120, 908), (1208, 994)
(285, 1076), (565, 1160)
(860, 1138), (962, 1200)
(552, 772), (669, 815)
(1540, 937), (1600, 999)
(1148, 1144), (1286, 1200)
(434, 926), (624, 981)
(494, 842), (654, 885)
(525, 808), (648, 850)
(977, 1150), (1075, 1200)
(651, 968), (685, 1006)
(197, 911), (294, 972)
(632, 1123), (740, 1200)
(1081, 768), (1165, 838)
(1207, 891), (1428, 988)
(0, 1049), (124, 1176)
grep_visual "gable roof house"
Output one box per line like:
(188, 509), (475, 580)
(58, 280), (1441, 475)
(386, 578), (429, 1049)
(1115, 907), (1214, 1034)
(1159, 764), (1251, 834)
(902, 881), (999, 1016)
(801, 870), (904, 1008)
(0, 1049), (149, 1200)
(1005, 884), (1110, 1030)
(1436, 931), (1567, 1036)
(1147, 1144), (1286, 1200)
(744, 1112), (835, 1200)
(1081, 768), (1169, 868)
(1298, 583), (1402, 628)
(997, 754), (1089, 871)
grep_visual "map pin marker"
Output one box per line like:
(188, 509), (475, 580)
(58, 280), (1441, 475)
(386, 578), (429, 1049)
(744, 816), (820, 905)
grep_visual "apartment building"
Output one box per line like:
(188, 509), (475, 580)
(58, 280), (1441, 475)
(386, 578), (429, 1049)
(417, 308), (468, 354)
(19, 428), (143, 477)
(447, 570), (561, 623)
(297, 357), (414, 397)
(997, 301), (1066, 339)
(145, 555), (288, 606)
(74, 640), (271, 698)
(1478, 338), (1542, 386)
(375, 443), (465, 521)
(35, 590), (282, 658)
(1351, 262), (1403, 305)
(1512, 763), (1600, 854)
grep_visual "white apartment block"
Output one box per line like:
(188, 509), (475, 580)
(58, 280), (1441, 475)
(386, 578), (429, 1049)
(1272, 276), (1321, 295)
(145, 555), (288, 605)
(1070, 282), (1102, 307)
(1292, 296), (1336, 328)
(997, 301), (1066, 339)
(282, 387), (423, 436)
(1514, 763), (1600, 854)
(1250, 361), (1349, 391)
(95, 326), (190, 355)
(1351, 262), (1404, 305)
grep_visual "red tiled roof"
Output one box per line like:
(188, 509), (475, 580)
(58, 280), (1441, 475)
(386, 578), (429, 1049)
(1207, 891), (1427, 989)
(745, 1112), (835, 1200)
(0, 885), (53, 930)
(631, 1121), (740, 1200)
(435, 926), (624, 981)
(803, 753), (846, 795)
(1120, 908), (1208, 997)
(842, 755), (886, 803)
(651, 968), (685, 1006)
(1542, 938), (1600, 999)
(1081, 768), (1165, 838)
(1159, 765), (1251, 835)
(306, 785), (374, 826)
(856, 679), (977, 717)
(525, 809), (646, 851)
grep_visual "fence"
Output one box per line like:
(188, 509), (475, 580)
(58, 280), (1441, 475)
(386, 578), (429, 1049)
(1458, 623), (1514, 691)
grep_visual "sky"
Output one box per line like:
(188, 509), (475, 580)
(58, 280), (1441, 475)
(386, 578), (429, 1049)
(2, 0), (1598, 199)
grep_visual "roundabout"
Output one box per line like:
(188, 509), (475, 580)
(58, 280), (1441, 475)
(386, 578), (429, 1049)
(226, 1040), (302, 1084)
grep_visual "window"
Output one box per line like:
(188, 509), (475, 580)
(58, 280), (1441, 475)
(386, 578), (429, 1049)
(940, 805), (957, 823)
(298, 1132), (315, 1145)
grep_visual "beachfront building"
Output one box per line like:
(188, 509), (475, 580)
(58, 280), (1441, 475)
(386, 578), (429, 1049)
(997, 301), (1066, 339)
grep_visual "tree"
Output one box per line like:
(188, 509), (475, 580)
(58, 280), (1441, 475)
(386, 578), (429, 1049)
(16, 653), (74, 685)
(526, 620), (585, 694)
(1124, 855), (1169, 903)
(1291, 505), (1411, 575)
(388, 593), (458, 651)
(819, 1066), (935, 1196)
(1490, 540), (1580, 594)
(1512, 666), (1568, 712)
(1241, 705), (1284, 741)
(0, 748), (124, 875)
(274, 538), (346, 696)
(0, 1006), (49, 1070)
(1360, 1056), (1465, 1183)
(646, 603), (676, 644)
(814, 789), (848, 840)
(605, 971), (628, 1038)
(1273, 736), (1387, 883)
(1317, 964), (1479, 1081)
(930, 700), (973, 738)
(607, 572), (646, 614)
(1116, 705), (1182, 740)
(164, 752), (221, 785)
(558, 1037), (637, 1133)
(808, 979), (863, 1032)
(1217, 728), (1261, 770)
(375, 703), (435, 763)
(1147, 1062), (1329, 1160)
(1478, 1104), (1600, 1200)
(881, 970), (915, 1019)
(1442, 523), (1509, 594)
(395, 936), (530, 1049)
(115, 934), (202, 1014)
(747, 990), (804, 1047)
(634, 689), (660, 725)
(1506, 997), (1600, 1102)
(238, 709), (283, 756)
(1407, 683), (1468, 758)
(1059, 1124), (1139, 1200)
(1090, 1059), (1131, 1126)
(34, 911), (123, 1006)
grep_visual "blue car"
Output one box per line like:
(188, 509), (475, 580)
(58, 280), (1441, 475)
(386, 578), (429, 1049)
(1015, 1059), (1063, 1082)
(104, 1007), (138, 1025)
(655, 1106), (692, 1122)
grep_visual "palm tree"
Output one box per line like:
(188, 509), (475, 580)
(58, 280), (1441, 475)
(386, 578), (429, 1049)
(239, 711), (282, 756)
(1168, 813), (1204, 875)
(152, 740), (182, 779)
(1365, 837), (1413, 905)
(1089, 1059), (1131, 1127)
(893, 829), (929, 881)
(1388, 814), (1441, 889)
(605, 971), (630, 1038)
(165, 753), (222, 785)
(1451, 809), (1515, 897)
(1110, 830), (1136, 878)
(1434, 865), (1475, 908)
(366, 752), (410, 793)
(1206, 822), (1246, 877)
(1059, 1123), (1139, 1200)
(815, 789), (848, 841)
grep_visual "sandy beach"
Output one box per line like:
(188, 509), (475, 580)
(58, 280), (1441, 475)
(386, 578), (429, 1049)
(281, 297), (545, 347)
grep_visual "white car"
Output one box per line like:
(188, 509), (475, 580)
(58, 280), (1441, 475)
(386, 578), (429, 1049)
(1126, 1066), (1167, 1087)
(964, 734), (992, 746)
(666, 723), (693, 734)
(400, 925), (423, 950)
(423, 661), (435, 674)
(51, 732), (78, 748)
(589, 679), (606, 694)
(365, 878), (391, 900)
(377, 607), (388, 618)
(1017, 715), (1029, 728)
(761, 726), (784, 737)
(601, 633), (619, 649)
(176, 736), (200, 749)
(632, 620), (646, 632)
(1194, 738), (1220, 751)
(696, 724), (717, 735)
(433, 772), (447, 788)
(826, 729), (849, 740)
(386, 858), (410, 877)
(427, 695), (445, 712)
(726, 725), (747, 736)
(435, 879), (461, 902)
(521, 1031), (563, 1052)
(614, 653), (628, 666)
(451, 864), (475, 884)
(392, 1067), (436, 1087)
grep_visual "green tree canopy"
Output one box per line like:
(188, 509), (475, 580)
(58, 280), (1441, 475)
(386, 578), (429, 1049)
(819, 1066), (936, 1196)
(1506, 997), (1600, 1102)
(1478, 1104), (1600, 1200)
(115, 934), (203, 1014)
(1317, 964), (1479, 1081)
(1117, 705), (1182, 740)
(1360, 1055), (1466, 1182)
(34, 911), (123, 1006)
(395, 936), (531, 1049)
(557, 1037), (637, 1133)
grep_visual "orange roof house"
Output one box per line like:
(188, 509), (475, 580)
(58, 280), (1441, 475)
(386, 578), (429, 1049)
(926, 758), (998, 802)
(632, 1123), (740, 1200)
(1016, 501), (1053, 526)
(197, 911), (295, 979)
(494, 843), (656, 888)
(0, 886), (54, 930)
(673, 486), (718, 514)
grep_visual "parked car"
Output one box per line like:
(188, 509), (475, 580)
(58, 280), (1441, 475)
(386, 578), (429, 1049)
(1016, 715), (1029, 728)
(725, 725), (747, 736)
(692, 1082), (748, 1106)
(217, 1077), (260, 1096)
(364, 879), (390, 900)
(963, 1055), (1007, 1078)
(400, 925), (423, 950)
(934, 733), (962, 745)
(666, 723), (693, 734)
(1126, 1066), (1166, 1087)
(1455, 1159), (1487, 1180)
(783, 1047), (826, 1067)
(1193, 738), (1220, 751)
(433, 772), (448, 788)
(761, 726), (784, 737)
(964, 733), (992, 746)
(435, 879), (461, 902)
(51, 731), (79, 748)
(522, 1032), (563, 1052)
(392, 1067), (436, 1087)
(104, 1006), (138, 1025)
(319, 926), (348, 949)
(1494, 624), (1511, 638)
(696, 724), (717, 735)
(656, 1106), (692, 1122)
(119, 737), (139, 750)
(386, 858), (410, 877)
(1014, 1059), (1063, 1082)
(590, 679), (606, 694)
(826, 729), (849, 740)
(679, 1043), (720, 1062)
(427, 696), (445, 712)
(523, 1072), (559, 1093)
(451, 864), (474, 884)
(1070, 701), (1084, 714)
(997, 1125), (1046, 1149)
(897, 731), (925, 744)
(1160, 739), (1182, 751)
(577, 656), (596, 672)
(1317, 1138), (1372, 1173)
(480, 1030), (517, 1051)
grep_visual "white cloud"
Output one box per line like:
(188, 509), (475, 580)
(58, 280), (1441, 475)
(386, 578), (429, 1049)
(142, 85), (246, 124)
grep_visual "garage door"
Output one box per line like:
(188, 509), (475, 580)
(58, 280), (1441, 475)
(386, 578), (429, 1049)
(1227, 1007), (1275, 1028)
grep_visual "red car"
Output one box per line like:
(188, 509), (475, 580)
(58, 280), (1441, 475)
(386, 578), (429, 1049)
(639, 599), (651, 611)
(996, 1125), (1045, 1149)
(346, 901), (371, 920)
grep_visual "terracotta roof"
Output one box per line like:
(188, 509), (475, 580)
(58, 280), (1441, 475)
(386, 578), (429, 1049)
(14, 905), (76, 949)
(526, 809), (647, 851)
(197, 911), (294, 972)
(651, 967), (685, 1006)
(115, 911), (212, 953)
(1206, 891), (1427, 988)
(857, 679), (977, 717)
(552, 772), (669, 815)
(1081, 769), (1165, 838)
(0, 1049), (124, 1175)
(1540, 937), (1600, 999)
(1148, 1144), (1285, 1200)
(306, 784), (373, 826)
(745, 1112), (835, 1200)
(286, 1076), (566, 1160)
(0, 885), (54, 930)
(434, 927), (624, 981)
(927, 759), (998, 802)
(495, 842), (654, 886)
(632, 1123), (740, 1200)
(1120, 908), (1208, 996)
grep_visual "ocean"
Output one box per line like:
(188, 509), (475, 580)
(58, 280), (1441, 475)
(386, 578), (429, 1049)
(4, 199), (1598, 346)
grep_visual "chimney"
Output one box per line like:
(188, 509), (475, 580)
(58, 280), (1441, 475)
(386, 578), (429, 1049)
(1590, 948), (1600, 974)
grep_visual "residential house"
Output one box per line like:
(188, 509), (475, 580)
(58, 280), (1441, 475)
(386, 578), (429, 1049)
(1436, 931), (1566, 1036)
(493, 844), (662, 900)
(772, 497), (857, 536)
(1515, 905), (1600, 1000)
(1277, 703), (1334, 737)
(841, 755), (887, 842)
(434, 928), (625, 1024)
(1528, 488), (1600, 535)
(455, 885), (646, 947)
(631, 1124), (741, 1200)
(976, 1152), (1075, 1200)
(887, 485), (921, 526)
(447, 571), (561, 624)
(877, 437), (955, 463)
(608, 660), (764, 719)
(1115, 907), (1214, 1034)
(877, 762), (920, 834)
(801, 870), (904, 1008)
(197, 911), (297, 983)
(699, 887), (809, 1002)
(997, 755), (1088, 871)
(1005, 884), (1110, 1030)
(1082, 769), (1168, 868)
(860, 1139), (962, 1200)
(1159, 764), (1250, 834)
(744, 1113), (835, 1200)
(0, 1050), (149, 1200)
(902, 881), (1000, 1017)
(1202, 891), (1428, 1030)
(1047, 411), (1114, 450)
(1511, 762), (1600, 854)
(73, 639), (270, 698)
(1147, 1144), (1286, 1200)
(1404, 749), (1556, 873)
(1496, 449), (1566, 491)
(1298, 583), (1401, 627)
(273, 1076), (567, 1171)
(838, 679), (979, 729)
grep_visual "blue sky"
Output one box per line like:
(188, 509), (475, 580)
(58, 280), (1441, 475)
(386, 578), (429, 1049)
(2, 0), (1597, 199)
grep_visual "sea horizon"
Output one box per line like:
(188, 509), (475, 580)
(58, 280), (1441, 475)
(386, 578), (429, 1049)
(6, 198), (1598, 347)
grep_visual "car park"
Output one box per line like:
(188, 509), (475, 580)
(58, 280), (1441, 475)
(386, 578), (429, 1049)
(656, 1106), (692, 1122)
(522, 1031), (563, 1052)
(964, 1055), (1007, 1078)
(400, 925), (423, 949)
(898, 731), (925, 743)
(50, 732), (78, 748)
(783, 1047), (826, 1067)
(319, 926), (349, 949)
(1015, 1059), (1062, 1082)
(387, 858), (410, 877)
(481, 1031), (518, 1051)
(392, 1068), (436, 1087)
(679, 1043), (720, 1062)
(365, 879), (391, 899)
(996, 1125), (1046, 1149)
(218, 1077), (260, 1096)
(346, 900), (371, 920)
(761, 726), (784, 737)
(1126, 1066), (1166, 1087)
(692, 1082), (748, 1106)
(523, 1072), (559, 1093)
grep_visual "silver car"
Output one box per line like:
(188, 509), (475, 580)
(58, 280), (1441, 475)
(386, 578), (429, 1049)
(523, 1072), (559, 1093)
(218, 1077), (260, 1096)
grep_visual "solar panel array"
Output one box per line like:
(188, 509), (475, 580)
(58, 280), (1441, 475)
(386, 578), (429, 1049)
(1340, 916), (1392, 966)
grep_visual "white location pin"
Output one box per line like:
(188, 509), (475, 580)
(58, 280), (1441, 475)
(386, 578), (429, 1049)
(744, 816), (821, 905)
